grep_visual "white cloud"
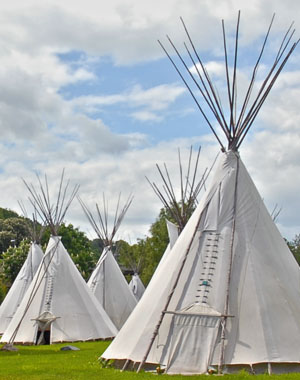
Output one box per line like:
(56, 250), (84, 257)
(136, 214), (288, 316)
(71, 83), (186, 121)
(131, 110), (162, 122)
(190, 62), (225, 78)
(0, 136), (218, 241)
(0, 0), (299, 244)
(128, 84), (185, 111)
(0, 0), (298, 64)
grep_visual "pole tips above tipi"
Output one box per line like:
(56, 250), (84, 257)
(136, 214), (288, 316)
(146, 146), (217, 233)
(22, 169), (79, 236)
(18, 201), (45, 244)
(78, 193), (133, 247)
(159, 12), (298, 151)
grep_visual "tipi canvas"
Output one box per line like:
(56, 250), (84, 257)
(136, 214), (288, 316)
(0, 242), (44, 334)
(152, 219), (178, 276)
(102, 14), (300, 374)
(166, 220), (179, 250)
(129, 273), (145, 301)
(88, 246), (137, 330)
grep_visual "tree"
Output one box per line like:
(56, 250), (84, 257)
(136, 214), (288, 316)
(0, 207), (19, 220)
(0, 279), (7, 304)
(0, 218), (31, 255)
(0, 239), (31, 288)
(118, 208), (172, 286)
(287, 234), (300, 265)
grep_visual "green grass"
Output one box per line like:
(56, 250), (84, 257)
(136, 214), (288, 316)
(1, 341), (300, 380)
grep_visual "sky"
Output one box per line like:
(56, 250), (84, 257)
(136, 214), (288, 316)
(0, 0), (300, 242)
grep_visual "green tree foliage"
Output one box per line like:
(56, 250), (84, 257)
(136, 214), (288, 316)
(118, 208), (172, 286)
(116, 240), (140, 280)
(287, 234), (300, 264)
(0, 217), (31, 255)
(0, 221), (99, 299)
(90, 238), (105, 256)
(0, 230), (15, 255)
(0, 239), (31, 288)
(0, 279), (7, 303)
(0, 207), (19, 220)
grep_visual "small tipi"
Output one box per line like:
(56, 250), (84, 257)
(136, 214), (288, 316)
(102, 14), (300, 374)
(79, 194), (137, 330)
(143, 146), (212, 281)
(129, 274), (145, 301)
(147, 219), (179, 291)
(0, 209), (44, 334)
(124, 249), (145, 301)
(166, 219), (179, 250)
(1, 172), (117, 345)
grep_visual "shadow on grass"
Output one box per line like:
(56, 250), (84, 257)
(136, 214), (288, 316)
(1, 349), (81, 356)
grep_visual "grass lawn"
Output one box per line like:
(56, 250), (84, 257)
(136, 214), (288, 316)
(1, 341), (300, 380)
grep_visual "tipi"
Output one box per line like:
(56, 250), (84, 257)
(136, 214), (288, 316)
(127, 255), (145, 301)
(148, 219), (179, 288)
(79, 194), (137, 330)
(1, 172), (117, 345)
(145, 145), (216, 271)
(129, 273), (145, 302)
(101, 14), (300, 374)
(125, 252), (145, 301)
(0, 209), (44, 334)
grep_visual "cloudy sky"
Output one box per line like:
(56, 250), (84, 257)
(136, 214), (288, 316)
(0, 0), (300, 242)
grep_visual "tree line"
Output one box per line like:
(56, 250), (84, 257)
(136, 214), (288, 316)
(0, 206), (171, 303)
(0, 206), (299, 304)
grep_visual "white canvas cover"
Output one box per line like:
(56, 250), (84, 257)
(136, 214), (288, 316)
(1, 236), (117, 344)
(166, 220), (179, 249)
(0, 242), (44, 334)
(154, 219), (179, 273)
(102, 151), (300, 374)
(88, 246), (137, 330)
(129, 273), (145, 301)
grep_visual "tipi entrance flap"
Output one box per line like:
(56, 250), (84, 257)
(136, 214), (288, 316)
(33, 311), (58, 345)
(165, 312), (221, 374)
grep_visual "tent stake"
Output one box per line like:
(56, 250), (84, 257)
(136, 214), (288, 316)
(121, 359), (130, 371)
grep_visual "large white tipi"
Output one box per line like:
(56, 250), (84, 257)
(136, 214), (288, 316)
(79, 194), (137, 330)
(102, 14), (300, 374)
(1, 172), (117, 345)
